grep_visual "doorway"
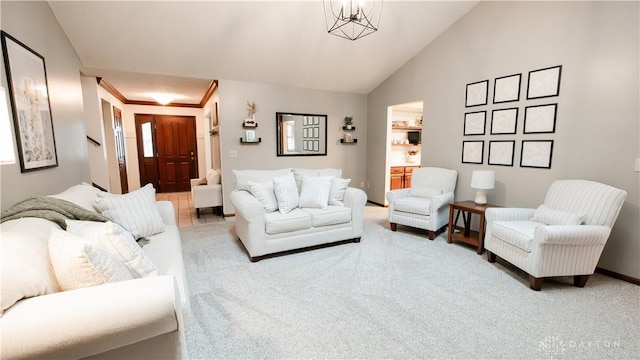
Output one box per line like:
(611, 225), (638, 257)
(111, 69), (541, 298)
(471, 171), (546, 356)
(135, 114), (198, 193)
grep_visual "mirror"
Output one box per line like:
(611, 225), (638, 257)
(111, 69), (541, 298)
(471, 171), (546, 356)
(276, 112), (327, 156)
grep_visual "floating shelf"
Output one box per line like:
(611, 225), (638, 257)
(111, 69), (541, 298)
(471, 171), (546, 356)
(340, 139), (358, 144)
(240, 137), (262, 144)
(342, 126), (356, 130)
(392, 126), (422, 130)
(242, 123), (258, 129)
(392, 143), (421, 146)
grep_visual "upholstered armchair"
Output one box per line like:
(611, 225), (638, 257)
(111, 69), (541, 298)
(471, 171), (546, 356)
(386, 167), (458, 240)
(190, 169), (223, 217)
(485, 179), (627, 291)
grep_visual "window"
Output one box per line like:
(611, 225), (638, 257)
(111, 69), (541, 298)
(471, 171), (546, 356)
(141, 122), (154, 157)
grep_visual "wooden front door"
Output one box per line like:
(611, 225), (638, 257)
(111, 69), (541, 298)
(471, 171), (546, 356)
(113, 107), (128, 193)
(135, 114), (197, 193)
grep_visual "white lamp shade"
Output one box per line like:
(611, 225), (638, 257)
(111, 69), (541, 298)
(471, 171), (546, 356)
(0, 86), (16, 165)
(471, 170), (495, 190)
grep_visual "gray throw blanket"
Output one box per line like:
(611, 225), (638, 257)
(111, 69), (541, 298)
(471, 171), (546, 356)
(0, 197), (149, 246)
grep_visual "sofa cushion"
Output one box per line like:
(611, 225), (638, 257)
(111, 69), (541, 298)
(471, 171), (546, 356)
(66, 220), (158, 278)
(491, 220), (544, 252)
(328, 178), (351, 206)
(409, 185), (443, 199)
(48, 228), (133, 291)
(273, 173), (299, 214)
(0, 218), (61, 313)
(95, 184), (166, 239)
(531, 204), (585, 226)
(233, 168), (292, 191)
(302, 206), (352, 227)
(248, 181), (278, 213)
(265, 208), (312, 235)
(298, 176), (333, 209)
(48, 182), (103, 212)
(292, 168), (342, 190)
(394, 196), (432, 216)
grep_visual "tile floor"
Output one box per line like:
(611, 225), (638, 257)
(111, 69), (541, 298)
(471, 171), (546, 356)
(155, 192), (225, 228)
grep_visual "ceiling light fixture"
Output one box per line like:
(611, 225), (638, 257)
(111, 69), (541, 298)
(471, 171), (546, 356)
(148, 92), (175, 106)
(323, 0), (383, 41)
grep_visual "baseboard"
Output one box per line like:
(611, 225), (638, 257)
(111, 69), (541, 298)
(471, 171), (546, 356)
(367, 200), (387, 207)
(223, 213), (235, 218)
(595, 267), (640, 285)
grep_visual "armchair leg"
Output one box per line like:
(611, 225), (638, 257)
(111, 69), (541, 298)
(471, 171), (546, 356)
(486, 251), (496, 263)
(353, 237), (361, 243)
(529, 275), (543, 291)
(196, 208), (200, 218)
(574, 275), (589, 288)
(390, 223), (397, 231)
(427, 230), (436, 240)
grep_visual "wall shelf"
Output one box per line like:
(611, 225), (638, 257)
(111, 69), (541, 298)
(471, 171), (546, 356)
(340, 139), (358, 144)
(240, 138), (261, 144)
(392, 126), (422, 130)
(342, 126), (356, 130)
(242, 123), (258, 129)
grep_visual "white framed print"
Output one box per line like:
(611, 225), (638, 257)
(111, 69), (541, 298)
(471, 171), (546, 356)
(490, 108), (518, 135)
(465, 80), (489, 107)
(464, 111), (486, 136)
(527, 65), (562, 99)
(462, 141), (484, 164)
(493, 73), (521, 103)
(520, 140), (554, 169)
(488, 140), (515, 166)
(245, 130), (256, 141)
(524, 103), (557, 134)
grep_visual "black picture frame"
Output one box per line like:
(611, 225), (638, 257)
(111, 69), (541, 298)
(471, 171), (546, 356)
(493, 73), (521, 104)
(490, 108), (518, 135)
(465, 80), (489, 107)
(488, 140), (515, 166)
(464, 111), (486, 136)
(524, 103), (557, 134)
(526, 65), (562, 100)
(1, 31), (58, 172)
(520, 140), (554, 169)
(462, 140), (484, 164)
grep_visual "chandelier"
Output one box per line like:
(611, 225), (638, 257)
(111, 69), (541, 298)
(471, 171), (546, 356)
(323, 0), (383, 41)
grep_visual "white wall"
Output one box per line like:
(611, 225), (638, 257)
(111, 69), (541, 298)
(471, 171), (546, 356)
(80, 75), (111, 191)
(0, 1), (91, 210)
(218, 80), (367, 214)
(367, 1), (640, 278)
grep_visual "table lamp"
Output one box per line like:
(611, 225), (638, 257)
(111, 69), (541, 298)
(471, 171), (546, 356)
(471, 170), (494, 205)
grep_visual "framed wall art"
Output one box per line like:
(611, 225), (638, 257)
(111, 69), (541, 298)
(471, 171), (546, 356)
(488, 140), (515, 166)
(493, 73), (521, 103)
(465, 80), (489, 107)
(462, 141), (484, 164)
(524, 103), (557, 134)
(520, 140), (554, 169)
(464, 111), (486, 136)
(526, 65), (562, 99)
(490, 108), (518, 135)
(1, 31), (58, 172)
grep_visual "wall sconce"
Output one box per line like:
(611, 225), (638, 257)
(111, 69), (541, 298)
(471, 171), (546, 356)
(471, 170), (495, 205)
(0, 86), (16, 165)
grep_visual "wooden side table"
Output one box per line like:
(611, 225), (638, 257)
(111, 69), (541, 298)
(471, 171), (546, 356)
(447, 200), (501, 254)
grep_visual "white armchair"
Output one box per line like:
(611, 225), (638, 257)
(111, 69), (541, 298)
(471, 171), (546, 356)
(485, 179), (627, 290)
(386, 167), (458, 240)
(190, 171), (223, 218)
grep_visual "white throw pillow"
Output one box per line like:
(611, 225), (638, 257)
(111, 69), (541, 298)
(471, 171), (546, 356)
(48, 183), (103, 212)
(48, 228), (133, 291)
(95, 184), (166, 239)
(409, 186), (443, 199)
(66, 220), (158, 278)
(273, 173), (299, 214)
(328, 178), (351, 206)
(248, 181), (278, 213)
(233, 168), (292, 191)
(206, 169), (221, 185)
(292, 168), (342, 191)
(299, 176), (333, 209)
(531, 204), (585, 226)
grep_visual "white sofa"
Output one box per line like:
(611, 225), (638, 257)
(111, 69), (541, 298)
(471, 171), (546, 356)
(0, 183), (190, 359)
(230, 168), (367, 262)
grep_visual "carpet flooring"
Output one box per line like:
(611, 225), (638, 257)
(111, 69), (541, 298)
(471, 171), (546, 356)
(180, 205), (640, 359)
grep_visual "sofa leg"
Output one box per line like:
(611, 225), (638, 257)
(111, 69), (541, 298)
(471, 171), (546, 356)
(390, 223), (397, 231)
(486, 251), (496, 263)
(574, 275), (589, 288)
(427, 230), (436, 240)
(529, 275), (543, 291)
(249, 255), (262, 263)
(353, 237), (361, 243)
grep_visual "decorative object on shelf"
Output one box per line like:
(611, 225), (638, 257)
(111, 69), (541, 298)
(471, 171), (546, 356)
(344, 132), (353, 142)
(464, 111), (486, 136)
(1, 31), (58, 172)
(527, 65), (562, 99)
(493, 73), (521, 103)
(462, 141), (484, 164)
(470, 170), (495, 204)
(246, 100), (256, 117)
(490, 108), (518, 135)
(520, 140), (554, 169)
(323, 0), (383, 41)
(465, 79), (489, 107)
(344, 116), (353, 129)
(406, 149), (420, 164)
(243, 100), (257, 127)
(245, 130), (256, 142)
(524, 103), (557, 134)
(488, 140), (515, 166)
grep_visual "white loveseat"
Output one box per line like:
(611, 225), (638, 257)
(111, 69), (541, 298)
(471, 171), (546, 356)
(0, 183), (190, 359)
(230, 168), (367, 262)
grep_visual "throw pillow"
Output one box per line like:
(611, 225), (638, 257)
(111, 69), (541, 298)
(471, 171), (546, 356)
(95, 183), (166, 239)
(48, 228), (133, 291)
(531, 204), (586, 226)
(409, 186), (443, 199)
(292, 168), (342, 191)
(66, 220), (158, 278)
(273, 173), (299, 214)
(328, 178), (351, 206)
(248, 181), (278, 213)
(48, 183), (103, 212)
(233, 168), (292, 191)
(206, 169), (221, 185)
(299, 176), (333, 209)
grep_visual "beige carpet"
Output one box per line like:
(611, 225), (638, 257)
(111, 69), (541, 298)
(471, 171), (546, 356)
(180, 205), (640, 359)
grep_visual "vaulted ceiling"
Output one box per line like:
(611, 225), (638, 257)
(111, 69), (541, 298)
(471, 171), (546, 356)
(48, 1), (478, 105)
